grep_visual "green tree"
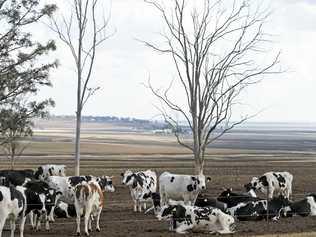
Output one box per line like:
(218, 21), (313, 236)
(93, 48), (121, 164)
(0, 0), (57, 168)
(0, 0), (57, 105)
(0, 99), (54, 169)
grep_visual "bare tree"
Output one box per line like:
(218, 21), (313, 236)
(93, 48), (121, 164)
(143, 0), (280, 174)
(48, 0), (112, 175)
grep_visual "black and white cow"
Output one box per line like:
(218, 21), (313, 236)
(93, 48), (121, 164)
(24, 181), (61, 231)
(217, 188), (261, 208)
(157, 202), (235, 234)
(0, 185), (47, 237)
(121, 169), (157, 212)
(227, 195), (291, 221)
(146, 192), (227, 214)
(159, 172), (211, 207)
(0, 169), (35, 186)
(281, 194), (316, 217)
(34, 165), (66, 181)
(245, 171), (293, 199)
(195, 193), (227, 212)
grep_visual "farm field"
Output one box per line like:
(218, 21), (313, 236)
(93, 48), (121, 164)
(1, 120), (316, 236)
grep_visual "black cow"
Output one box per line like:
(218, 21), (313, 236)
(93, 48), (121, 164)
(217, 188), (262, 208)
(227, 195), (291, 221)
(0, 169), (35, 186)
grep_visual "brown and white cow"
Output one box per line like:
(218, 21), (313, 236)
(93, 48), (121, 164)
(74, 180), (114, 236)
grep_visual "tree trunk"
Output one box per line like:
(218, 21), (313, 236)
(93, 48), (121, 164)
(10, 153), (14, 170)
(194, 149), (204, 175)
(75, 109), (81, 176)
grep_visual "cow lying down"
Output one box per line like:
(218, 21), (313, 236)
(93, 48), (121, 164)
(281, 194), (316, 217)
(227, 195), (291, 221)
(145, 192), (227, 214)
(157, 201), (235, 234)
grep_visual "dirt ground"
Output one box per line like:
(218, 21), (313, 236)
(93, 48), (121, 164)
(2, 154), (316, 237)
(1, 122), (316, 237)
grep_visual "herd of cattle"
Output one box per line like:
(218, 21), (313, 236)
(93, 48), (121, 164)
(0, 165), (315, 236)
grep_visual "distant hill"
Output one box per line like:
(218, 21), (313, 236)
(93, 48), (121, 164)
(33, 115), (191, 134)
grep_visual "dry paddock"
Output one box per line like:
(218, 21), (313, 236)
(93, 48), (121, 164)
(1, 154), (316, 237)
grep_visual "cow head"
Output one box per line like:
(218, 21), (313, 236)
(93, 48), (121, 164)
(211, 208), (236, 233)
(121, 170), (136, 186)
(58, 165), (66, 176)
(34, 166), (44, 180)
(217, 188), (233, 202)
(0, 176), (10, 186)
(97, 176), (115, 192)
(244, 176), (266, 193)
(44, 188), (61, 215)
(188, 174), (211, 192)
(156, 205), (177, 221)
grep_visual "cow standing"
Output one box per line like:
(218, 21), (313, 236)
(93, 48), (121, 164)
(74, 180), (114, 236)
(0, 185), (47, 237)
(24, 181), (61, 231)
(159, 172), (211, 206)
(121, 169), (157, 212)
(244, 171), (293, 199)
(46, 175), (114, 234)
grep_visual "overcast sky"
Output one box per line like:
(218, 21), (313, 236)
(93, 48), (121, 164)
(36, 0), (316, 123)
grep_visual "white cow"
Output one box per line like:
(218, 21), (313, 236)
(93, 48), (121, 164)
(159, 172), (211, 206)
(245, 171), (293, 199)
(157, 202), (235, 234)
(34, 164), (66, 181)
(121, 169), (157, 212)
(74, 180), (114, 236)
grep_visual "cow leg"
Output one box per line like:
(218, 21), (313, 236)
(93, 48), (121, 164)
(36, 214), (42, 231)
(138, 200), (142, 212)
(19, 215), (26, 237)
(45, 213), (50, 231)
(88, 217), (92, 232)
(0, 215), (6, 237)
(143, 201), (147, 211)
(75, 204), (81, 236)
(84, 205), (92, 236)
(49, 206), (55, 222)
(175, 223), (191, 234)
(28, 212), (35, 230)
(96, 209), (102, 232)
(133, 199), (137, 212)
(10, 218), (16, 237)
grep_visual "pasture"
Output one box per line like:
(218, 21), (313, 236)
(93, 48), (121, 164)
(1, 120), (316, 236)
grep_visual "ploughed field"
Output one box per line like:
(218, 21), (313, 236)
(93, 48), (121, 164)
(1, 121), (316, 236)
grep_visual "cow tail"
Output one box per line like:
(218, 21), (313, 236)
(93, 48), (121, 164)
(76, 184), (90, 202)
